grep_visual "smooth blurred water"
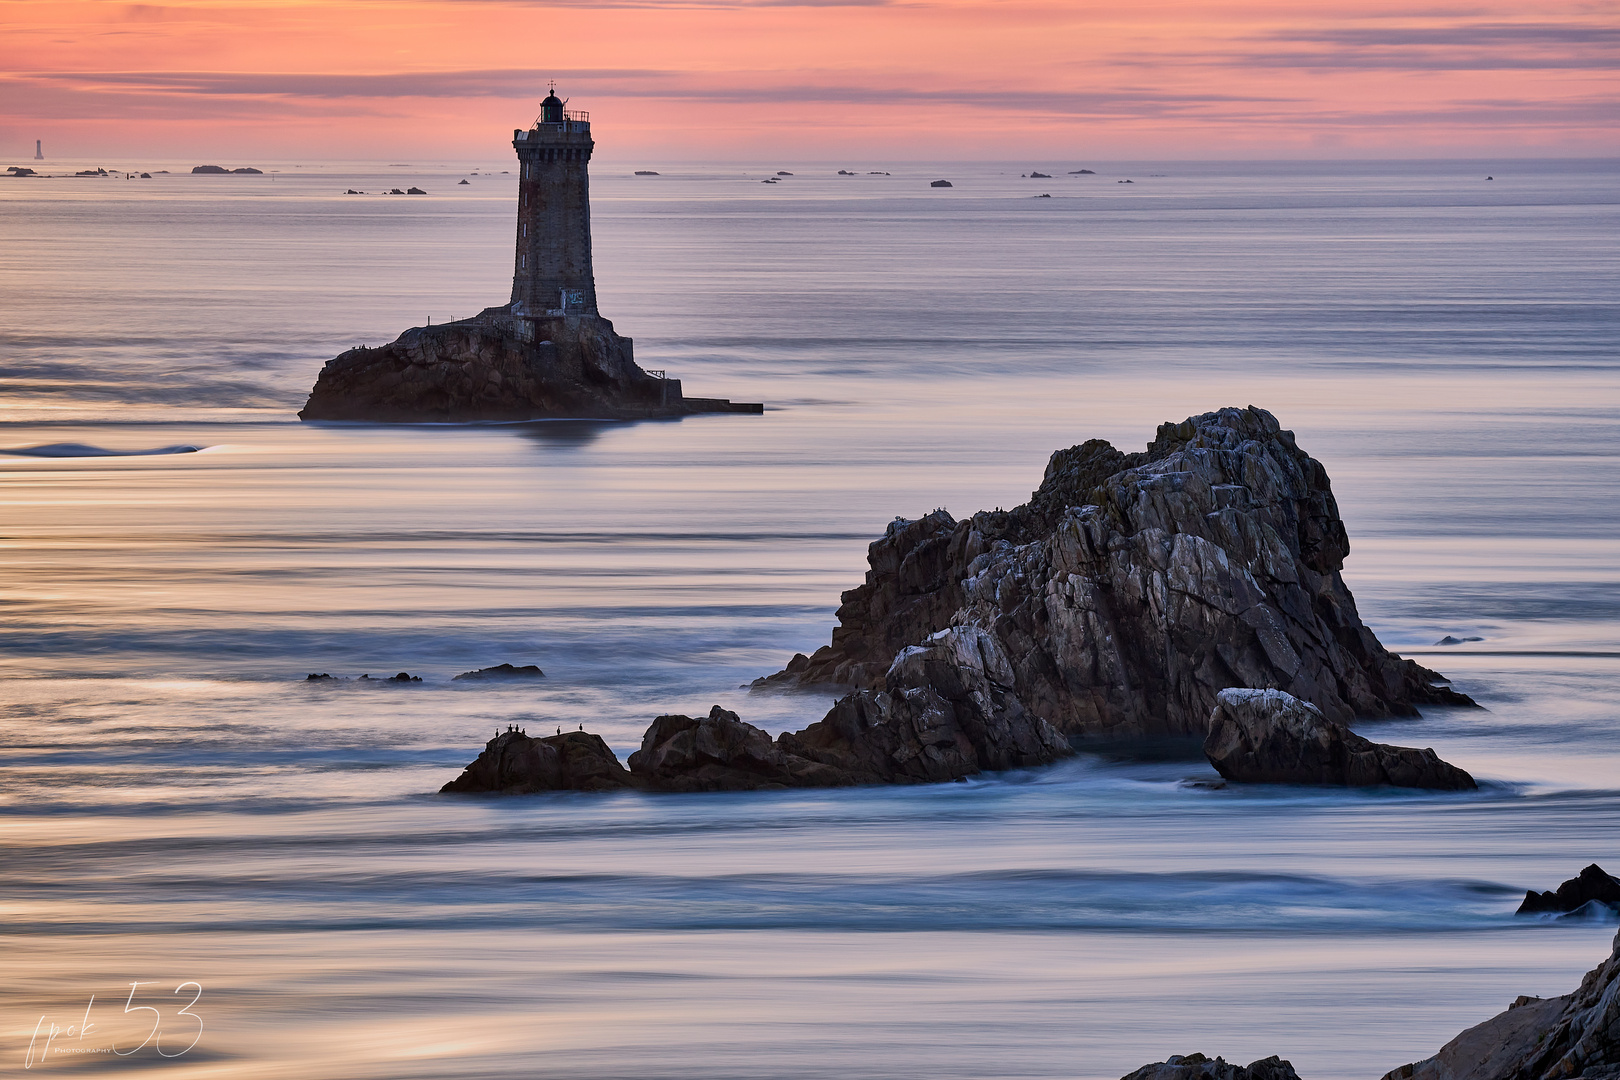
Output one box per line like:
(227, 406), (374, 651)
(1, 158), (1618, 1078)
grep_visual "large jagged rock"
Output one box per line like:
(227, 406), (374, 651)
(1203, 688), (1476, 789)
(440, 728), (636, 793)
(1120, 1054), (1303, 1080)
(754, 407), (1474, 738)
(300, 305), (761, 421)
(1382, 928), (1620, 1080)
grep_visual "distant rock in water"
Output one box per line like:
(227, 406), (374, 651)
(1120, 1054), (1302, 1080)
(453, 663), (545, 681)
(305, 673), (337, 682)
(1070, 169), (1096, 174)
(231, 167), (262, 174)
(300, 308), (763, 422)
(634, 170), (659, 175)
(1434, 635), (1484, 645)
(753, 407), (1475, 738)
(1203, 688), (1476, 790)
(1517, 864), (1620, 917)
(442, 729), (636, 793)
(458, 179), (469, 184)
(192, 165), (228, 173)
(406, 186), (426, 195)
(930, 179), (953, 187)
(1029, 171), (1052, 178)
(354, 672), (421, 683)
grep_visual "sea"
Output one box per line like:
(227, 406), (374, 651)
(1, 157), (1617, 1078)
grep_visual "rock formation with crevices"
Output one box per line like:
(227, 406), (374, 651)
(754, 407), (1474, 738)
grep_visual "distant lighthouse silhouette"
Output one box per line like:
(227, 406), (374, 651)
(34, 140), (43, 160)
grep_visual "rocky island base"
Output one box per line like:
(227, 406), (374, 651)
(299, 306), (762, 422)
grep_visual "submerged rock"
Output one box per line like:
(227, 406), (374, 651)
(453, 663), (545, 681)
(300, 307), (762, 421)
(754, 407), (1474, 739)
(1203, 688), (1476, 790)
(1121, 1054), (1302, 1080)
(441, 729), (636, 793)
(1518, 864), (1620, 917)
(1382, 928), (1620, 1080)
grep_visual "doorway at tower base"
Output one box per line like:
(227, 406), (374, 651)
(298, 305), (763, 421)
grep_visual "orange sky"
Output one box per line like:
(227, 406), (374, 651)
(2, 0), (1616, 161)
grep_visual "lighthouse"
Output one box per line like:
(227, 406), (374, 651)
(510, 85), (596, 318)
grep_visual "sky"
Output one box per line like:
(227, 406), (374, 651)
(2, 0), (1616, 162)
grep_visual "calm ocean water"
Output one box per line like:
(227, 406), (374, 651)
(1, 157), (1618, 1077)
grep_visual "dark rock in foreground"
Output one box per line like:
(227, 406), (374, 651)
(440, 729), (635, 793)
(1381, 928), (1620, 1080)
(754, 407), (1474, 739)
(1204, 688), (1476, 790)
(453, 663), (545, 681)
(1121, 1054), (1302, 1080)
(300, 306), (762, 422)
(1518, 864), (1620, 917)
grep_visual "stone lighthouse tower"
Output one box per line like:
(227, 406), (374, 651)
(510, 85), (597, 318)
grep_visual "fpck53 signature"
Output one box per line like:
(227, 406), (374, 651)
(25, 981), (202, 1068)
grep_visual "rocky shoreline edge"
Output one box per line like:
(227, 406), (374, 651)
(1121, 922), (1620, 1080)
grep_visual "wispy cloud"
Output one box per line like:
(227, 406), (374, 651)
(1215, 19), (1620, 71)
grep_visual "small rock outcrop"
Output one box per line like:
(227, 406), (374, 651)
(1382, 928), (1620, 1080)
(300, 307), (762, 421)
(453, 663), (545, 681)
(440, 729), (635, 793)
(1203, 688), (1476, 790)
(754, 407), (1474, 738)
(444, 630), (1072, 794)
(1518, 864), (1620, 917)
(1121, 1054), (1302, 1080)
